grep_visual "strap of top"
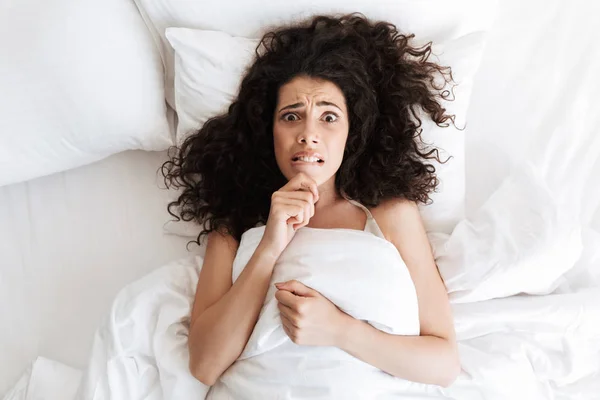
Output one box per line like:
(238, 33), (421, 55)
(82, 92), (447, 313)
(346, 199), (386, 240)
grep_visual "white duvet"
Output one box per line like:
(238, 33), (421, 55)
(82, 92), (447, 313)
(5, 250), (599, 400)
(204, 220), (424, 399)
(74, 222), (600, 400)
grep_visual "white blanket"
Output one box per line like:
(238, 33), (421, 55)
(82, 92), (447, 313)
(205, 221), (425, 399)
(2, 357), (82, 400)
(4, 244), (599, 400)
(7, 256), (594, 400)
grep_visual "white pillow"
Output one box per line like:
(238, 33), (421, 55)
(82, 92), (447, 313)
(162, 22), (489, 236)
(132, 1), (498, 234)
(132, 0), (497, 112)
(166, 30), (256, 146)
(0, 0), (172, 187)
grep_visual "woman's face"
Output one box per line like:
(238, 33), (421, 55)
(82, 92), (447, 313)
(273, 75), (350, 186)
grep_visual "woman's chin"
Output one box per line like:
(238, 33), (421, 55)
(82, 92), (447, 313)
(291, 163), (319, 175)
(288, 168), (326, 185)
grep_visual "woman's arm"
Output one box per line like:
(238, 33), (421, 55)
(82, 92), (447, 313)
(188, 230), (278, 386)
(337, 318), (459, 387)
(340, 198), (460, 387)
(275, 198), (460, 387)
(189, 173), (320, 386)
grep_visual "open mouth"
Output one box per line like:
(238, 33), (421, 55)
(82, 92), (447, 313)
(292, 156), (324, 163)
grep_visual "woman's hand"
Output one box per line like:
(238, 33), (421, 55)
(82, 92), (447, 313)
(274, 280), (350, 347)
(259, 173), (319, 259)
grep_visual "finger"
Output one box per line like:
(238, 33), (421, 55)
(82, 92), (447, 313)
(275, 280), (317, 297)
(286, 208), (304, 226)
(281, 319), (296, 341)
(300, 181), (319, 204)
(278, 305), (300, 328)
(278, 198), (311, 216)
(280, 189), (316, 205)
(279, 191), (316, 223)
(293, 200), (314, 230)
(278, 198), (304, 211)
(285, 173), (319, 202)
(305, 199), (313, 225)
(279, 192), (314, 229)
(276, 201), (304, 225)
(275, 289), (299, 308)
(278, 301), (300, 321)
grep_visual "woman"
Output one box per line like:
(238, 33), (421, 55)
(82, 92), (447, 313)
(163, 13), (460, 398)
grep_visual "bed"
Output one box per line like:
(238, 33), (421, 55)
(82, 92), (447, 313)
(1, 0), (599, 398)
(0, 150), (201, 396)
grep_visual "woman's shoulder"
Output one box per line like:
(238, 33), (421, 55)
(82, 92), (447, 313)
(371, 197), (418, 219)
(206, 228), (241, 255)
(370, 197), (421, 242)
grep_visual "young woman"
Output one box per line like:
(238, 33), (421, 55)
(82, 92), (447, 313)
(163, 13), (460, 397)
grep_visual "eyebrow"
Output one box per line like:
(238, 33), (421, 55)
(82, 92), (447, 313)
(278, 101), (342, 113)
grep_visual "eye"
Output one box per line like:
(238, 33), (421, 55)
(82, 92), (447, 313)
(322, 112), (339, 123)
(282, 113), (299, 122)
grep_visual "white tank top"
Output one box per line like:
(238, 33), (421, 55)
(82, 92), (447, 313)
(345, 198), (387, 239)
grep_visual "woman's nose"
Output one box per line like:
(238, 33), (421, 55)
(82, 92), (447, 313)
(298, 121), (319, 144)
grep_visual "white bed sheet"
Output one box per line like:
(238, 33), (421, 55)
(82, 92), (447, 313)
(0, 151), (200, 395)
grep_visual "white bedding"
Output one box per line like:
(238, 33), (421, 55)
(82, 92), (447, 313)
(2, 0), (600, 398)
(7, 252), (598, 400)
(0, 151), (199, 395)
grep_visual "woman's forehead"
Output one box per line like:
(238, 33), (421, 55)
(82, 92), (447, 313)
(278, 76), (346, 106)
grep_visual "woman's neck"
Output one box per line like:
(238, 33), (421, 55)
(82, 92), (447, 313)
(314, 180), (343, 211)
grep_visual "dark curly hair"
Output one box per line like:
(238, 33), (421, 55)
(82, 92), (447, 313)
(162, 13), (458, 244)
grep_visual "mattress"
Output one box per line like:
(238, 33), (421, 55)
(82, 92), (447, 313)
(2, 0), (600, 397)
(0, 150), (199, 394)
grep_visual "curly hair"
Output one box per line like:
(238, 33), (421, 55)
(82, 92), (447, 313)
(162, 13), (458, 244)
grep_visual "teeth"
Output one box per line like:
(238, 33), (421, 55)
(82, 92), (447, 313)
(297, 156), (321, 162)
